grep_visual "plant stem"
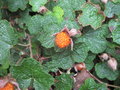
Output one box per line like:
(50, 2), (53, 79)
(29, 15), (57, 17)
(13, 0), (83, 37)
(18, 43), (30, 47)
(107, 84), (120, 89)
(17, 33), (33, 58)
(16, 57), (23, 65)
(27, 34), (33, 58)
(87, 71), (120, 89)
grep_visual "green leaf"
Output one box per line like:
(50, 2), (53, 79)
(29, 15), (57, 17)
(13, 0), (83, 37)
(0, 20), (17, 45)
(0, 69), (7, 77)
(37, 26), (59, 48)
(108, 20), (120, 44)
(84, 53), (96, 70)
(112, 26), (120, 44)
(52, 6), (64, 22)
(61, 20), (80, 29)
(37, 17), (60, 48)
(10, 58), (54, 90)
(55, 74), (73, 90)
(78, 3), (105, 29)
(17, 9), (32, 29)
(80, 78), (107, 90)
(44, 44), (89, 72)
(28, 14), (57, 33)
(95, 62), (119, 80)
(29, 0), (48, 12)
(71, 44), (89, 62)
(90, 0), (103, 4)
(80, 78), (96, 90)
(44, 53), (74, 72)
(104, 1), (120, 18)
(27, 15), (44, 35)
(76, 25), (109, 53)
(108, 19), (120, 31)
(6, 0), (28, 12)
(0, 20), (17, 68)
(56, 0), (86, 20)
(0, 43), (10, 69)
(112, 0), (120, 3)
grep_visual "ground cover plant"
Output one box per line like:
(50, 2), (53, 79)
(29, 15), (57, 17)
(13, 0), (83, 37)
(0, 0), (120, 90)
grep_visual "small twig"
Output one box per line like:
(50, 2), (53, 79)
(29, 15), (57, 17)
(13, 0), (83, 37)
(88, 71), (103, 83)
(27, 34), (33, 58)
(87, 71), (120, 89)
(16, 57), (23, 65)
(18, 33), (33, 58)
(1, 6), (8, 9)
(107, 84), (120, 89)
(17, 43), (30, 47)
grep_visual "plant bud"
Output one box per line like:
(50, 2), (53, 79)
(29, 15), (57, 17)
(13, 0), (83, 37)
(107, 58), (117, 70)
(101, 0), (108, 4)
(38, 6), (48, 13)
(69, 29), (80, 36)
(99, 53), (109, 61)
(74, 63), (86, 71)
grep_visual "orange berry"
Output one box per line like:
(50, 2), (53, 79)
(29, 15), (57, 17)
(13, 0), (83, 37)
(0, 83), (14, 90)
(55, 32), (71, 48)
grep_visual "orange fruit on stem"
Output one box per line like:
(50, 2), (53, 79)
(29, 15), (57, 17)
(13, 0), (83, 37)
(0, 83), (14, 90)
(55, 31), (71, 48)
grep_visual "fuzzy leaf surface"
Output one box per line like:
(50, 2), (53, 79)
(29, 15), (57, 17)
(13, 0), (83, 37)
(0, 20), (17, 68)
(112, 26), (120, 44)
(29, 0), (48, 12)
(55, 74), (73, 90)
(104, 1), (120, 18)
(95, 62), (119, 80)
(44, 44), (89, 72)
(80, 78), (107, 90)
(56, 0), (86, 20)
(78, 3), (105, 29)
(6, 0), (28, 12)
(84, 53), (96, 70)
(76, 25), (109, 53)
(10, 58), (54, 90)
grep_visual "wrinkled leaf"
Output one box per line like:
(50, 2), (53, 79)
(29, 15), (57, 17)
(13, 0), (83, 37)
(104, 1), (120, 18)
(6, 0), (28, 12)
(80, 78), (107, 90)
(95, 62), (119, 80)
(44, 44), (89, 72)
(78, 3), (105, 29)
(76, 25), (109, 53)
(56, 0), (86, 20)
(29, 0), (48, 12)
(84, 53), (96, 70)
(112, 26), (120, 44)
(10, 58), (54, 90)
(0, 20), (17, 68)
(108, 20), (120, 31)
(52, 6), (64, 22)
(55, 74), (73, 90)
